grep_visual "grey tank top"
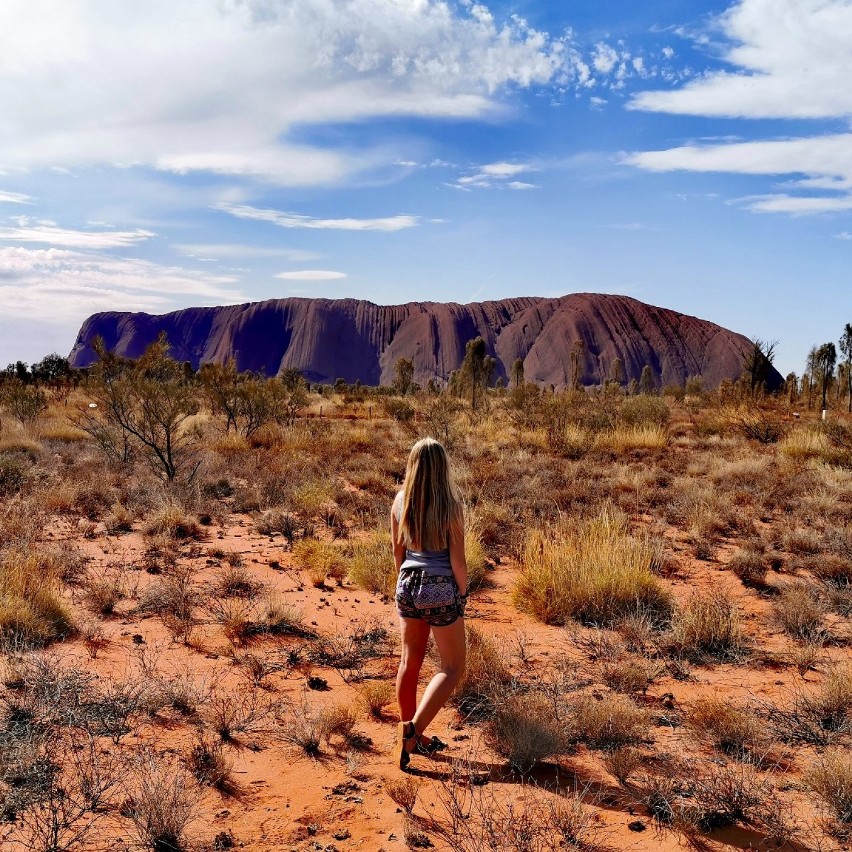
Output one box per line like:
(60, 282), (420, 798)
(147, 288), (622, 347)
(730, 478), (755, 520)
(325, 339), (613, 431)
(394, 491), (453, 577)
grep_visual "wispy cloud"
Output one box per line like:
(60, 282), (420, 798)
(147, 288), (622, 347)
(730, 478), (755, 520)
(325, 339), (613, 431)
(175, 243), (320, 261)
(0, 246), (245, 324)
(626, 134), (852, 214)
(627, 0), (852, 215)
(217, 203), (419, 232)
(0, 223), (155, 248)
(0, 190), (31, 204)
(274, 270), (347, 280)
(450, 162), (540, 190)
(835, 232), (852, 240)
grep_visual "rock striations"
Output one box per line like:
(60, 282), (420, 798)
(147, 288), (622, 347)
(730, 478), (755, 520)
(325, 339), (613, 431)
(68, 293), (778, 390)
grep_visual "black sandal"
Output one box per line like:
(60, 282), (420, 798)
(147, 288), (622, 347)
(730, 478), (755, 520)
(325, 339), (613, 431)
(416, 735), (448, 756)
(397, 721), (418, 770)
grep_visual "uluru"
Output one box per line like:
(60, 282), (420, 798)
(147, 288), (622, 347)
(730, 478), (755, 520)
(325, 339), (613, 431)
(67, 293), (780, 390)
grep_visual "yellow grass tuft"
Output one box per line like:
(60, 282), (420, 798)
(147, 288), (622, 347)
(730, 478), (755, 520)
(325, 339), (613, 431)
(0, 546), (73, 644)
(347, 531), (395, 597)
(595, 424), (668, 453)
(513, 506), (672, 626)
(293, 538), (344, 588)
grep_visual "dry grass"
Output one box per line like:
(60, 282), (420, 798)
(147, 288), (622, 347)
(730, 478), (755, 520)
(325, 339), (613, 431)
(143, 502), (204, 540)
(687, 697), (766, 758)
(292, 538), (344, 588)
(774, 583), (827, 642)
(385, 776), (421, 815)
(566, 692), (651, 750)
(347, 531), (395, 597)
(0, 546), (73, 645)
(668, 591), (746, 661)
(807, 749), (852, 828)
(358, 680), (394, 718)
(125, 751), (200, 852)
(452, 626), (513, 719)
(487, 691), (566, 772)
(596, 424), (668, 452)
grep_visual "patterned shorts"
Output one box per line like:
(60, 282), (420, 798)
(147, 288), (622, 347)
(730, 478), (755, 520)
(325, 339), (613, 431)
(396, 568), (465, 627)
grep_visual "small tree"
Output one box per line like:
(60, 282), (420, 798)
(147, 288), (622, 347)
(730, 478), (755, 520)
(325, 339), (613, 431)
(511, 358), (524, 389)
(840, 323), (852, 414)
(82, 334), (201, 482)
(569, 340), (585, 391)
(814, 342), (837, 411)
(741, 339), (777, 396)
(459, 337), (495, 411)
(199, 361), (242, 433)
(393, 358), (415, 396)
(0, 378), (47, 423)
(639, 365), (655, 396)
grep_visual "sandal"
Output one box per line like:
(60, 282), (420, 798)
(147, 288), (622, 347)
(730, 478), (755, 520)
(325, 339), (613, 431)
(397, 721), (418, 770)
(416, 735), (448, 756)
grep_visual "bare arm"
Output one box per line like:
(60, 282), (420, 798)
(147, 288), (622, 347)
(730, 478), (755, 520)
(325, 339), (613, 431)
(448, 504), (468, 597)
(391, 493), (406, 571)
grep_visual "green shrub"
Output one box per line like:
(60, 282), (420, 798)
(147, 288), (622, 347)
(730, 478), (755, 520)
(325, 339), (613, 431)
(620, 395), (670, 428)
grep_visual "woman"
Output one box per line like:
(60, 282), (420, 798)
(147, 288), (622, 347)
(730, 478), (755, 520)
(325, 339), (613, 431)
(392, 437), (467, 771)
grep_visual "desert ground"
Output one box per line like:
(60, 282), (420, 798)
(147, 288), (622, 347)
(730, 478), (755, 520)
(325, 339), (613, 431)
(2, 372), (852, 852)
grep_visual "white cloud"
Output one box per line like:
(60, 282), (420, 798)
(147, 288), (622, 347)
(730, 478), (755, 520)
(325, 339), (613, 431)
(626, 133), (852, 213)
(835, 231), (852, 240)
(627, 0), (852, 215)
(592, 43), (618, 74)
(217, 203), (418, 231)
(0, 246), (245, 323)
(175, 243), (320, 261)
(631, 0), (852, 119)
(274, 270), (347, 281)
(450, 161), (539, 190)
(0, 190), (31, 204)
(0, 224), (154, 248)
(0, 0), (574, 186)
(662, 46), (674, 59)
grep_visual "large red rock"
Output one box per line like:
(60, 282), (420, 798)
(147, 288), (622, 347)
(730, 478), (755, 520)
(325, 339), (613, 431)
(68, 293), (779, 389)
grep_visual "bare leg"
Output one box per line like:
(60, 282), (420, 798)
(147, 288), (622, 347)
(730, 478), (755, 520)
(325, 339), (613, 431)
(397, 617), (430, 723)
(411, 617), (466, 738)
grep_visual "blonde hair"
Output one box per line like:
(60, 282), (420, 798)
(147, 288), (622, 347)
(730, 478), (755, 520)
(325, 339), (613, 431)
(397, 438), (461, 551)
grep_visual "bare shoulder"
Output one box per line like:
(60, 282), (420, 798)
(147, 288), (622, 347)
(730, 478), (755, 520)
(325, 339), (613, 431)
(392, 490), (404, 518)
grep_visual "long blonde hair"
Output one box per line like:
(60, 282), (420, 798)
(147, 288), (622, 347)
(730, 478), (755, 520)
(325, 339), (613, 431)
(397, 438), (461, 550)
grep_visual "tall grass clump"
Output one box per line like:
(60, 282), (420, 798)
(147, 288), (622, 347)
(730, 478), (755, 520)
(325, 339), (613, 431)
(669, 592), (746, 661)
(513, 506), (672, 627)
(0, 546), (72, 645)
(347, 531), (395, 597)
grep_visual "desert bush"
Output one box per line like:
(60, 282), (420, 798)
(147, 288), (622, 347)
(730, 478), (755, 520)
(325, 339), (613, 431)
(487, 691), (566, 772)
(104, 502), (135, 533)
(783, 526), (822, 555)
(597, 424), (668, 453)
(187, 734), (234, 792)
(807, 749), (852, 828)
(729, 547), (768, 588)
(779, 425), (828, 461)
(601, 655), (660, 695)
(687, 697), (765, 758)
(620, 395), (670, 428)
(385, 775), (420, 815)
(125, 751), (200, 852)
(254, 507), (299, 541)
(668, 591), (746, 661)
(321, 701), (359, 745)
(0, 547), (72, 646)
(733, 408), (786, 444)
(278, 697), (330, 756)
(513, 506), (672, 627)
(261, 595), (315, 638)
(566, 692), (650, 750)
(143, 503), (204, 540)
(451, 626), (513, 719)
(689, 763), (769, 831)
(292, 538), (344, 588)
(437, 778), (599, 852)
(311, 619), (390, 683)
(604, 745), (643, 785)
(347, 531), (395, 597)
(0, 453), (28, 495)
(774, 583), (827, 642)
(83, 569), (125, 616)
(0, 379), (47, 423)
(358, 680), (394, 719)
(207, 690), (272, 742)
(216, 563), (262, 599)
(770, 664), (852, 744)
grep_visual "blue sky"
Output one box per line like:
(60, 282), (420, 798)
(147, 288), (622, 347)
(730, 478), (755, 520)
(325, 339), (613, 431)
(1, 0), (851, 377)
